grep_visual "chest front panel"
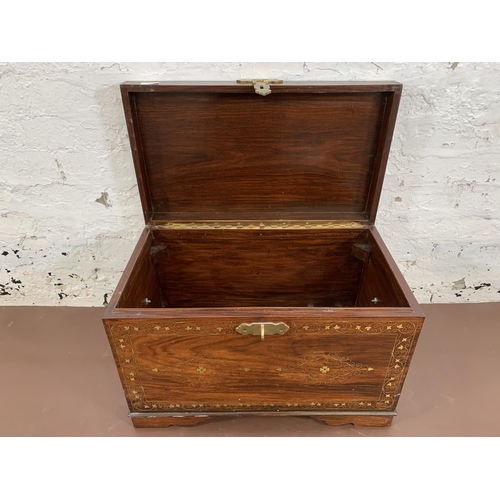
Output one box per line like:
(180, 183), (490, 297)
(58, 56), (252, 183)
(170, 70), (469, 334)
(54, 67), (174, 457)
(106, 318), (421, 413)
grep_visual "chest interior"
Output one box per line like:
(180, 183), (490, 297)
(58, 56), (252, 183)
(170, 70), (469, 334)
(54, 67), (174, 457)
(111, 81), (412, 312)
(116, 227), (409, 309)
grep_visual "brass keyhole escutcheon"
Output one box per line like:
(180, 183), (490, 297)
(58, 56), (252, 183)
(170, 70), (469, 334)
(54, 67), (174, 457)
(236, 322), (290, 341)
(236, 79), (283, 96)
(254, 82), (271, 96)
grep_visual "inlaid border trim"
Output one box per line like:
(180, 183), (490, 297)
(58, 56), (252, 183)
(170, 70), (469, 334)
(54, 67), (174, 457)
(152, 220), (364, 230)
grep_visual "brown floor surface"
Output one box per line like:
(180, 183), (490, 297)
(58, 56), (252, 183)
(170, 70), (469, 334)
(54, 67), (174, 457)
(1, 303), (499, 436)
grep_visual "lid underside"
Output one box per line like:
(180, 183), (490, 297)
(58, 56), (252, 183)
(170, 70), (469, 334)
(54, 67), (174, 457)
(121, 82), (402, 224)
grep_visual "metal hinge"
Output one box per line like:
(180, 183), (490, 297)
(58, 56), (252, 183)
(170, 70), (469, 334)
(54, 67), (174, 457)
(236, 79), (283, 96)
(351, 242), (371, 263)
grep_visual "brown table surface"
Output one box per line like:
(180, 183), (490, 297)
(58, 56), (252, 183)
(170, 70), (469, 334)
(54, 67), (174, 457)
(1, 303), (499, 436)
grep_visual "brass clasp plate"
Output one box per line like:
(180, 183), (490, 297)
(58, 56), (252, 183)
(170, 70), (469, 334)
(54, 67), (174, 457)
(236, 79), (283, 96)
(236, 322), (289, 341)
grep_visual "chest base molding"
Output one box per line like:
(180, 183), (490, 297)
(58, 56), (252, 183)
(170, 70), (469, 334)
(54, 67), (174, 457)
(130, 411), (396, 428)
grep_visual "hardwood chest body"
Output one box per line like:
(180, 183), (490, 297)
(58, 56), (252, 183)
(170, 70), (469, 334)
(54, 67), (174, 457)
(103, 81), (425, 428)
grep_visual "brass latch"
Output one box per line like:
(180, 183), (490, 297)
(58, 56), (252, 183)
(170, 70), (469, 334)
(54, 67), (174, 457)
(236, 322), (289, 341)
(236, 79), (283, 96)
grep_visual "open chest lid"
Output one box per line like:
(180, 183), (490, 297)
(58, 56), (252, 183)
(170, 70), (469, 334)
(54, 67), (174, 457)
(121, 81), (402, 227)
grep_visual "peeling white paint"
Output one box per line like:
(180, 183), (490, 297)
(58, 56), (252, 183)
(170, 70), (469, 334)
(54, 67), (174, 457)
(0, 62), (499, 305)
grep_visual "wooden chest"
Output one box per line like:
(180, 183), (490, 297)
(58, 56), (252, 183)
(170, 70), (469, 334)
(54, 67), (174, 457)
(103, 80), (424, 428)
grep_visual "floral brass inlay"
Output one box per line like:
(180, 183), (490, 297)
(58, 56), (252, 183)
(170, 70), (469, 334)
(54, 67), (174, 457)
(197, 366), (206, 374)
(279, 352), (375, 384)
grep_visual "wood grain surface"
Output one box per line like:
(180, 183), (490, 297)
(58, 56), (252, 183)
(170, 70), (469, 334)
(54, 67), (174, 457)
(112, 227), (414, 310)
(116, 230), (163, 309)
(121, 83), (402, 224)
(130, 414), (394, 428)
(103, 318), (423, 415)
(153, 229), (366, 308)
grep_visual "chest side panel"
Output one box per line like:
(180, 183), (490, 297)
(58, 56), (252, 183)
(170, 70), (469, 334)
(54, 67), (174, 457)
(105, 318), (422, 413)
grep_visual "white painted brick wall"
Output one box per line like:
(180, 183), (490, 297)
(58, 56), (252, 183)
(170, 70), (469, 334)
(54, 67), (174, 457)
(1, 62), (499, 306)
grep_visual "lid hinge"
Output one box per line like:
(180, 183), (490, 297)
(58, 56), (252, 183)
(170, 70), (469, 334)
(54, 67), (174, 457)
(236, 79), (283, 96)
(351, 242), (371, 262)
(149, 244), (169, 265)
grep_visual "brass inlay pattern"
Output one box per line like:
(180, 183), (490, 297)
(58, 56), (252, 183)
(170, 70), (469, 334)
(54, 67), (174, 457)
(380, 333), (416, 407)
(146, 322), (237, 335)
(279, 352), (375, 384)
(292, 321), (416, 336)
(109, 320), (418, 412)
(153, 220), (364, 230)
(111, 328), (146, 407)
